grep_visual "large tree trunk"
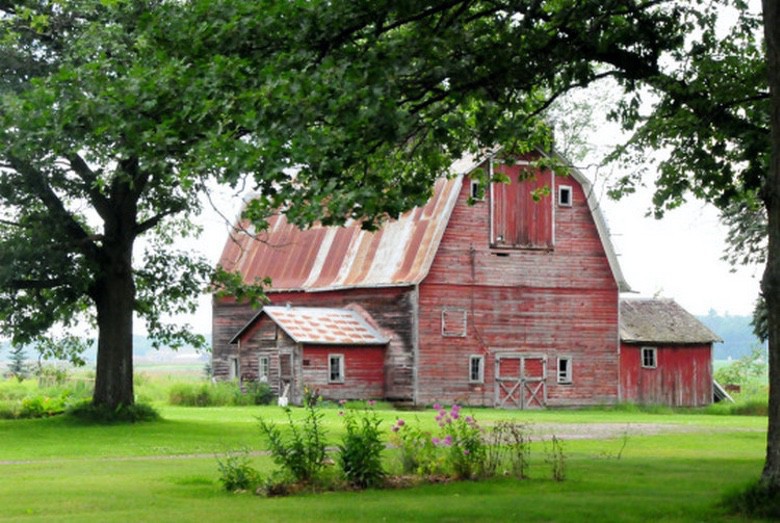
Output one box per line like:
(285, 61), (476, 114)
(91, 224), (137, 409)
(761, 0), (780, 489)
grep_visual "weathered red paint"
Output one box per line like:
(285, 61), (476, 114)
(620, 343), (713, 407)
(302, 345), (385, 400)
(214, 153), (714, 409)
(491, 163), (553, 249)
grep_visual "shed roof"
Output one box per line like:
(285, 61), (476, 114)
(218, 151), (630, 293)
(231, 305), (388, 346)
(620, 298), (722, 344)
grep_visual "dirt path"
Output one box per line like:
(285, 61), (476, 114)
(0, 422), (761, 466)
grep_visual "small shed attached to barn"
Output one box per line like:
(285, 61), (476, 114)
(230, 305), (389, 404)
(620, 298), (721, 407)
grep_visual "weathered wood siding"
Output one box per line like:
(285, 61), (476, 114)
(212, 297), (261, 381)
(491, 164), (553, 249)
(417, 163), (620, 407)
(301, 344), (385, 400)
(213, 286), (415, 401)
(620, 343), (713, 407)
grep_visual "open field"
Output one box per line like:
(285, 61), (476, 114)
(0, 404), (769, 522)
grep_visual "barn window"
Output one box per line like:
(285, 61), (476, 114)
(258, 356), (270, 382)
(641, 347), (657, 369)
(442, 308), (467, 337)
(557, 357), (572, 384)
(490, 162), (554, 249)
(228, 356), (239, 381)
(558, 185), (573, 207)
(469, 355), (484, 383)
(329, 354), (345, 383)
(470, 179), (484, 201)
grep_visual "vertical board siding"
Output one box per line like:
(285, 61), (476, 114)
(491, 164), (553, 249)
(417, 165), (620, 407)
(620, 344), (713, 406)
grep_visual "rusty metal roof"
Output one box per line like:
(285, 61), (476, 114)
(620, 298), (722, 344)
(218, 158), (479, 292)
(218, 151), (630, 293)
(234, 305), (388, 345)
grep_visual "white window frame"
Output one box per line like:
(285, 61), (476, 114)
(228, 356), (240, 381)
(328, 354), (345, 383)
(641, 347), (657, 369)
(558, 185), (573, 207)
(470, 179), (484, 201)
(258, 355), (270, 382)
(557, 356), (573, 384)
(469, 355), (484, 384)
(442, 308), (467, 337)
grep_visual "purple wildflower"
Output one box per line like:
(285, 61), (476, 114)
(391, 425), (399, 433)
(451, 412), (460, 420)
(465, 416), (473, 423)
(432, 437), (441, 445)
(397, 419), (405, 427)
(444, 435), (453, 446)
(368, 400), (376, 407)
(338, 399), (347, 406)
(433, 403), (441, 410)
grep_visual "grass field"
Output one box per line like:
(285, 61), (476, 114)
(0, 403), (769, 522)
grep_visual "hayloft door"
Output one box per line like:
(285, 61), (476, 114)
(495, 354), (547, 409)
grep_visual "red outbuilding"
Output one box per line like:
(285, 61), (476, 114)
(619, 298), (721, 407)
(212, 151), (719, 408)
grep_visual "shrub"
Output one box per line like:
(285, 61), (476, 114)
(258, 402), (328, 484)
(19, 395), (66, 418)
(244, 381), (274, 405)
(722, 480), (780, 519)
(66, 401), (160, 423)
(485, 421), (532, 479)
(216, 449), (261, 492)
(435, 405), (486, 479)
(545, 435), (566, 482)
(338, 403), (385, 488)
(390, 417), (440, 476)
(168, 381), (274, 407)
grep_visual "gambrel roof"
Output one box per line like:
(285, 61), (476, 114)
(218, 152), (630, 293)
(620, 298), (722, 344)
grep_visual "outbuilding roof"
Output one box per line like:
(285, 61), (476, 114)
(231, 305), (389, 346)
(620, 298), (722, 344)
(218, 151), (630, 293)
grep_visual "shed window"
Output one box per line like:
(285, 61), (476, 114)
(641, 347), (657, 369)
(557, 357), (572, 384)
(228, 356), (239, 381)
(258, 356), (270, 382)
(469, 355), (484, 383)
(329, 354), (345, 383)
(442, 308), (467, 337)
(558, 185), (573, 207)
(491, 162), (553, 249)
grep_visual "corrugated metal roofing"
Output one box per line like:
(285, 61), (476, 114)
(218, 151), (630, 293)
(237, 305), (388, 345)
(620, 298), (722, 344)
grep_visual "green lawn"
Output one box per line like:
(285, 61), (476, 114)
(0, 405), (768, 522)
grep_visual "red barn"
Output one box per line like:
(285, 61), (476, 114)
(619, 298), (721, 407)
(212, 152), (717, 408)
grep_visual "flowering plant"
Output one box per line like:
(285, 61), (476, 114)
(434, 404), (486, 479)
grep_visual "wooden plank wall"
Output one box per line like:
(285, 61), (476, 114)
(301, 344), (385, 400)
(213, 286), (416, 401)
(417, 164), (620, 407)
(620, 344), (713, 407)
